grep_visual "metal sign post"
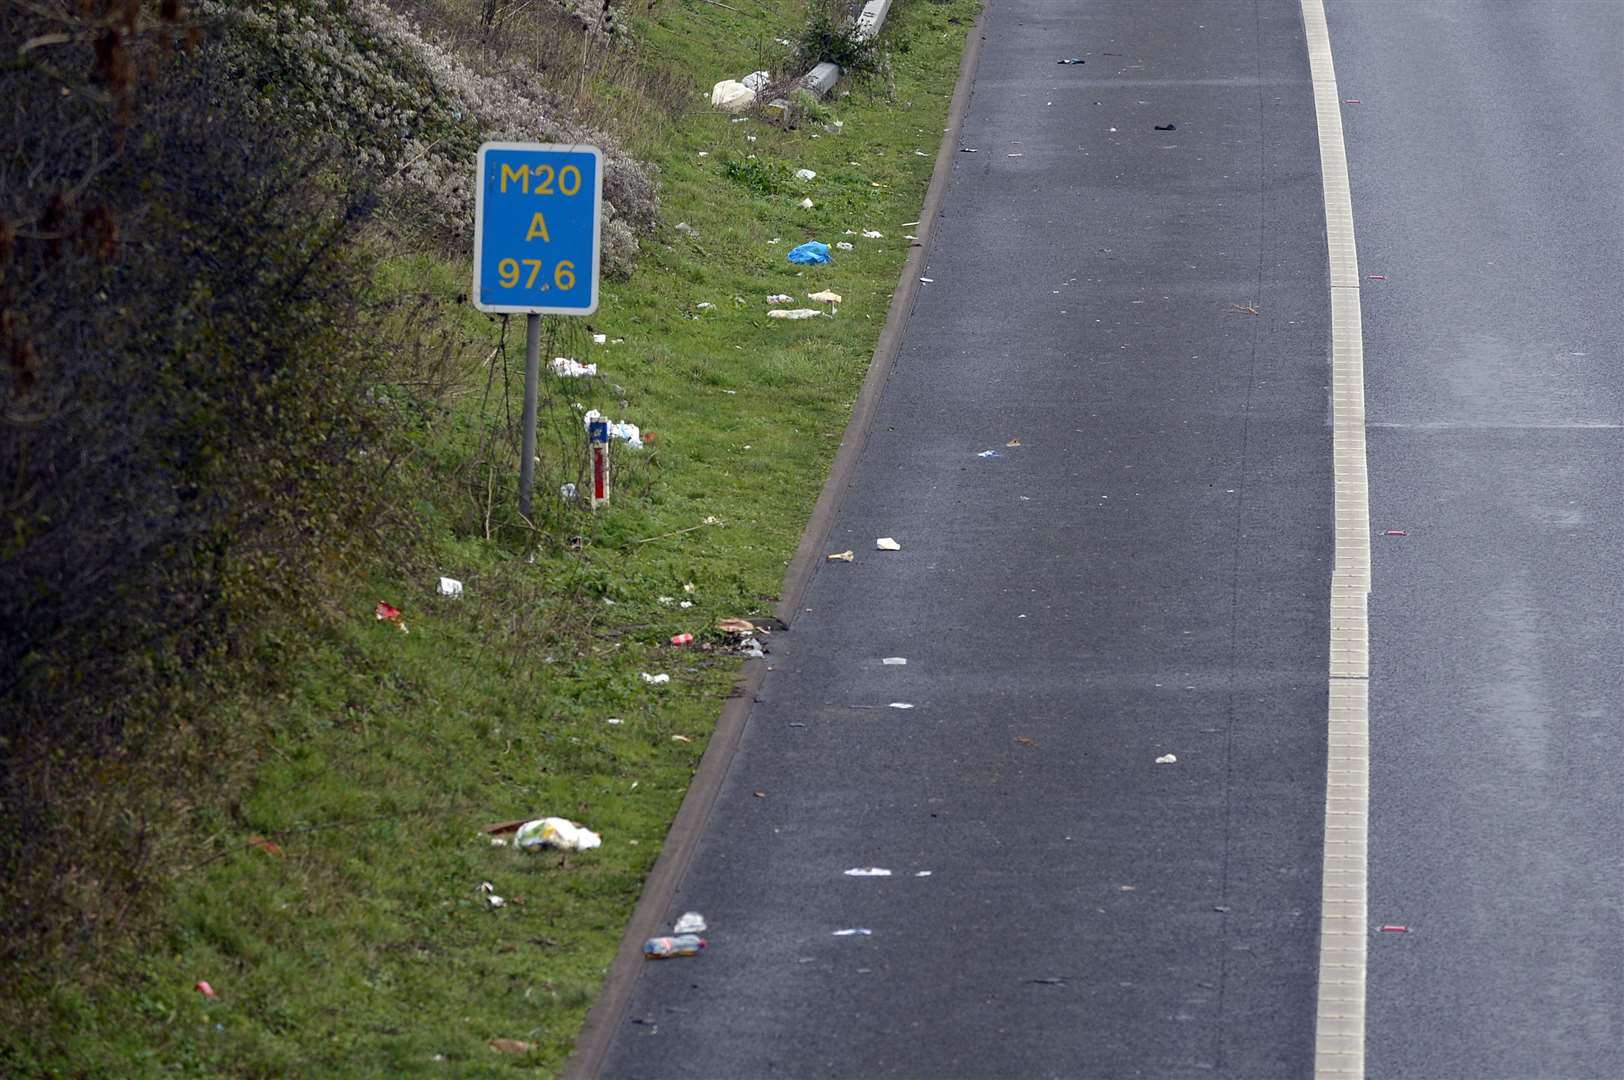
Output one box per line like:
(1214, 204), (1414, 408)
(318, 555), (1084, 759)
(471, 142), (603, 518)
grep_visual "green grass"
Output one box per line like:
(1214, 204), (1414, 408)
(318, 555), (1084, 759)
(6, 0), (980, 1074)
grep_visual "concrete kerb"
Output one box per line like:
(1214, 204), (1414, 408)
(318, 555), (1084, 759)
(558, 10), (988, 1077)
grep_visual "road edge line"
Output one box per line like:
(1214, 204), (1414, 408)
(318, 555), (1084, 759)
(558, 13), (989, 1077)
(1300, 2), (1372, 1077)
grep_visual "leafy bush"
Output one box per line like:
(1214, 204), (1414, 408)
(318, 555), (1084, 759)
(795, 0), (888, 81)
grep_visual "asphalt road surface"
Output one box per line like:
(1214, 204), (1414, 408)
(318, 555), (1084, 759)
(598, 1), (1623, 1077)
(1326, 2), (1624, 1078)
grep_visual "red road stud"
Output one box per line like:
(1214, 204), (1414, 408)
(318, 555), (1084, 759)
(670, 633), (695, 646)
(1384, 530), (1408, 537)
(1379, 925), (1410, 933)
(1367, 273), (1387, 280)
(1344, 98), (1361, 104)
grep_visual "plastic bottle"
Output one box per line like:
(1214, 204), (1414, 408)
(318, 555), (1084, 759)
(643, 934), (706, 959)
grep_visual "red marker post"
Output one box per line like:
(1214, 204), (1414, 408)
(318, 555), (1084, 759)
(588, 417), (611, 508)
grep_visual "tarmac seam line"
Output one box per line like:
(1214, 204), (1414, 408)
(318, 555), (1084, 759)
(1302, 2), (1372, 1077)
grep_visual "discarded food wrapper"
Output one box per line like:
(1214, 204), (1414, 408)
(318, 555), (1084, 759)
(875, 537), (901, 551)
(670, 633), (695, 646)
(716, 617), (757, 634)
(827, 550), (855, 562)
(769, 308), (823, 320)
(807, 290), (843, 304)
(795, 168), (817, 181)
(548, 357), (597, 378)
(195, 981), (217, 999)
(835, 241), (854, 251)
(844, 867), (892, 877)
(593, 333), (607, 344)
(437, 576), (463, 597)
(644, 934), (706, 958)
(1155, 753), (1178, 764)
(862, 230), (883, 239)
(710, 79), (755, 112)
(788, 242), (831, 264)
(641, 672), (671, 685)
(767, 293), (793, 304)
(513, 817), (602, 853)
(673, 911), (708, 934)
(374, 601), (408, 634)
(742, 639), (766, 659)
(832, 928), (873, 936)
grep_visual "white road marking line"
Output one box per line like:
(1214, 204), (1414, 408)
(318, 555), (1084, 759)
(1302, 1), (1372, 1077)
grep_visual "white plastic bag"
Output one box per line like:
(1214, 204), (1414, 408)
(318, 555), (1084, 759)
(710, 80), (755, 112)
(513, 817), (602, 853)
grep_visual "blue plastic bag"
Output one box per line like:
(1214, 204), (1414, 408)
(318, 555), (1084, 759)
(787, 241), (831, 265)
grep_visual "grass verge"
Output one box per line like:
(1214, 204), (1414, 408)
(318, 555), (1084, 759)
(5, 0), (980, 1074)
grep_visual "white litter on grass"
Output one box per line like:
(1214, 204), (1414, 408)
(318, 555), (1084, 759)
(862, 230), (884, 239)
(514, 817), (602, 852)
(799, 197), (815, 209)
(807, 290), (843, 304)
(844, 867), (892, 877)
(549, 357), (597, 378)
(657, 596), (675, 605)
(437, 577), (463, 597)
(641, 672), (671, 685)
(605, 717), (623, 725)
(889, 702), (914, 710)
(835, 241), (854, 251)
(1155, 754), (1178, 764)
(901, 220), (921, 227)
(875, 537), (901, 551)
(486, 894), (506, 909)
(767, 293), (793, 304)
(769, 309), (823, 320)
(795, 168), (817, 180)
(881, 657), (907, 665)
(832, 928), (873, 936)
(674, 912), (708, 934)
(592, 333), (607, 344)
(679, 600), (694, 609)
(711, 79), (755, 112)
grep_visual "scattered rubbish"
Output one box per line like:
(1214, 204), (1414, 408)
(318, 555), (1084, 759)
(710, 79), (755, 112)
(787, 241), (831, 264)
(641, 672), (671, 685)
(919, 277), (934, 283)
(674, 912), (708, 934)
(844, 867), (892, 877)
(657, 596), (675, 606)
(875, 537), (901, 551)
(799, 197), (815, 209)
(795, 168), (817, 181)
(684, 582), (697, 593)
(827, 550), (855, 562)
(679, 600), (693, 609)
(769, 308), (824, 320)
(1155, 754), (1178, 764)
(592, 333), (607, 344)
(605, 717), (623, 725)
(696, 301), (715, 310)
(1007, 152), (1024, 158)
(1014, 736), (1036, 747)
(560, 483), (578, 501)
(835, 241), (854, 251)
(881, 657), (907, 665)
(901, 220), (921, 227)
(716, 617), (757, 633)
(1344, 98), (1361, 104)
(832, 928), (873, 936)
(1006, 438), (1021, 447)
(247, 834), (284, 858)
(1231, 304), (1260, 316)
(195, 981), (217, 999)
(374, 601), (408, 634)
(671, 734), (692, 743)
(959, 147), (979, 153)
(1367, 273), (1386, 280)
(752, 789), (767, 798)
(888, 702), (914, 710)
(977, 450), (1001, 459)
(644, 934), (706, 958)
(514, 817), (602, 852)
(1057, 57), (1085, 64)
(767, 293), (794, 304)
(1154, 123), (1177, 131)
(741, 639), (766, 659)
(488, 1038), (536, 1054)
(674, 221), (698, 237)
(916, 870), (932, 877)
(486, 893), (506, 909)
(549, 356), (597, 378)
(862, 230), (883, 239)
(741, 69), (771, 91)
(1384, 529), (1407, 537)
(808, 290), (843, 304)
(670, 633), (695, 646)
(437, 577), (463, 598)
(1214, 905), (1231, 913)
(1380, 924), (1410, 933)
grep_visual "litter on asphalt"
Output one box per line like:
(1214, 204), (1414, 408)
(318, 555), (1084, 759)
(674, 912), (708, 934)
(844, 867), (893, 876)
(882, 657), (907, 665)
(1154, 123), (1177, 131)
(828, 550), (855, 562)
(875, 537), (901, 551)
(1155, 754), (1178, 764)
(1057, 57), (1084, 64)
(978, 450), (1001, 458)
(832, 928), (873, 936)
(889, 702), (914, 710)
(644, 934), (706, 958)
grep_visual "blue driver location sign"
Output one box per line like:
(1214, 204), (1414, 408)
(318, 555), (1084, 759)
(473, 142), (602, 315)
